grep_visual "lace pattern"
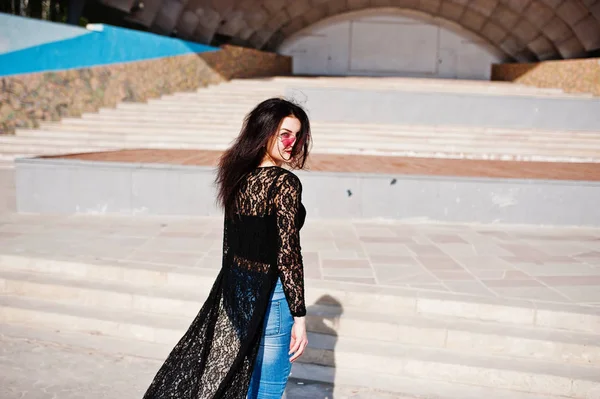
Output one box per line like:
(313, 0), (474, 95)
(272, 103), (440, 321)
(142, 166), (306, 398)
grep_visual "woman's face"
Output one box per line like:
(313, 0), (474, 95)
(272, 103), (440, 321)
(265, 116), (301, 165)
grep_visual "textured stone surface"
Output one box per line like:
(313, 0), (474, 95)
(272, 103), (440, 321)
(526, 35), (556, 60)
(0, 334), (409, 399)
(492, 57), (600, 96)
(573, 15), (600, 50)
(0, 45), (291, 135)
(2, 209), (600, 303)
(107, 0), (600, 62)
(555, 35), (587, 58)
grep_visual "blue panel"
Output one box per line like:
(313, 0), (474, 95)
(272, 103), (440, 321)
(0, 23), (219, 76)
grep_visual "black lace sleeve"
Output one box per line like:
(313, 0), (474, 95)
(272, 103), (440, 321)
(273, 172), (306, 317)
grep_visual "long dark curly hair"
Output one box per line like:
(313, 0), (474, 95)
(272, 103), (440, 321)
(214, 98), (312, 218)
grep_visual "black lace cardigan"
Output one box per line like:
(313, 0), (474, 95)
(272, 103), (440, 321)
(143, 166), (307, 398)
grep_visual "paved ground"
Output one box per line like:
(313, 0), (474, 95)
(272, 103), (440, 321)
(0, 333), (410, 399)
(2, 163), (600, 398)
(1, 212), (599, 307)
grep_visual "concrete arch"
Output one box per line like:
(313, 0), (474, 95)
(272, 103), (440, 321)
(275, 7), (509, 60)
(238, 0), (600, 61)
(121, 0), (600, 61)
(276, 8), (506, 79)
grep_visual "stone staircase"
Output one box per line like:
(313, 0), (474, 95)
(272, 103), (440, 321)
(2, 76), (600, 169)
(0, 253), (599, 398)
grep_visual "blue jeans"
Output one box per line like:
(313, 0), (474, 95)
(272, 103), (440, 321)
(247, 277), (294, 399)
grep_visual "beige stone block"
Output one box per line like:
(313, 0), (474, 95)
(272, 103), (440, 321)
(266, 9), (289, 31)
(417, 297), (535, 324)
(592, 3), (600, 22)
(493, 4), (520, 30)
(555, 35), (586, 58)
(177, 11), (200, 37)
(512, 18), (539, 43)
(388, 0), (419, 8)
(439, 2), (463, 20)
(571, 380), (600, 399)
(469, 0), (499, 17)
(326, 0), (347, 15)
(460, 9), (487, 31)
(263, 0), (286, 13)
(371, 0), (393, 6)
(348, 0), (370, 10)
(556, 1), (588, 25)
(302, 347), (335, 367)
(543, 16), (573, 42)
(573, 15), (600, 50)
(536, 309), (600, 333)
(481, 21), (508, 43)
(503, 0), (532, 13)
(524, 2), (555, 29)
(527, 35), (557, 59)
(540, 0), (562, 8)
(287, 0), (311, 19)
(500, 35), (526, 56)
(303, 6), (327, 26)
(396, 324), (446, 347)
(419, 0), (442, 14)
(153, 327), (182, 346)
(245, 8), (269, 30)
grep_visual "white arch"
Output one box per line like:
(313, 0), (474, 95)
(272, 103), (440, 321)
(277, 8), (507, 80)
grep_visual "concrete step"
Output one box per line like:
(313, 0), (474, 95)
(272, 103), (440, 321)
(163, 87), (590, 100)
(230, 78), (594, 99)
(12, 130), (600, 154)
(0, 294), (598, 398)
(33, 121), (600, 144)
(225, 78), (574, 96)
(0, 323), (569, 399)
(1, 254), (600, 335)
(28, 121), (600, 140)
(53, 116), (600, 134)
(1, 265), (598, 366)
(70, 115), (600, 137)
(113, 102), (262, 111)
(9, 131), (600, 159)
(0, 142), (114, 154)
(266, 76), (558, 90)
(3, 140), (598, 164)
(0, 151), (36, 163)
(21, 123), (600, 143)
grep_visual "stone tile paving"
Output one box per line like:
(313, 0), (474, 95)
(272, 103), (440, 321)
(1, 213), (600, 307)
(0, 333), (414, 399)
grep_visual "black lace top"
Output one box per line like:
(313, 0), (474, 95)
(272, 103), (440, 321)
(143, 166), (306, 398)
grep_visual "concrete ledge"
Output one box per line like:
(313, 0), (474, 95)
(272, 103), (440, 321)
(292, 87), (600, 131)
(15, 157), (600, 226)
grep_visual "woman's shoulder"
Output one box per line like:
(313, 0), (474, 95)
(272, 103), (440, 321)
(273, 167), (302, 189)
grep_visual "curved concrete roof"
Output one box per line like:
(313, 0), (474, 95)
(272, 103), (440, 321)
(126, 0), (600, 61)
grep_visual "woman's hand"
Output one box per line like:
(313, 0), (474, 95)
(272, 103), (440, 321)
(289, 316), (308, 362)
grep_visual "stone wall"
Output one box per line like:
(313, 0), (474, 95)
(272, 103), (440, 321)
(0, 45), (291, 134)
(491, 58), (600, 97)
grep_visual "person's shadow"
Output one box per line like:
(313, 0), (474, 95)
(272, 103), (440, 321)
(287, 295), (343, 399)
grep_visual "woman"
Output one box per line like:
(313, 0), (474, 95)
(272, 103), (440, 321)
(143, 98), (312, 399)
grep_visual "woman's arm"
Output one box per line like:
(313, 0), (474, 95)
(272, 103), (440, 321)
(273, 172), (306, 317)
(273, 172), (308, 362)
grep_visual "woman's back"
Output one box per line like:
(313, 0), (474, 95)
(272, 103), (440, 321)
(226, 166), (306, 272)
